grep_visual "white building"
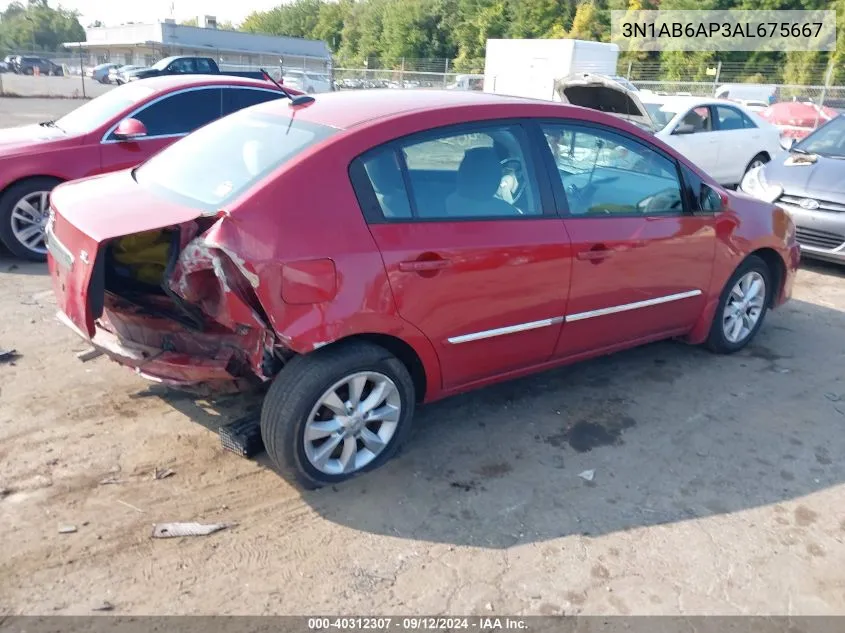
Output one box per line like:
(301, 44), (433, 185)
(64, 17), (332, 73)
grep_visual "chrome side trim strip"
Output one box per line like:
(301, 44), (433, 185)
(565, 289), (702, 323)
(447, 316), (565, 344)
(446, 290), (702, 344)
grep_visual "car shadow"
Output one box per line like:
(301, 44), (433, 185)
(0, 253), (48, 276)
(149, 291), (845, 548)
(801, 258), (845, 279)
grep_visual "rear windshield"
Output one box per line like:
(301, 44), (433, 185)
(135, 107), (337, 209)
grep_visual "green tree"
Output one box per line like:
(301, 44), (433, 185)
(568, 2), (604, 40)
(0, 0), (85, 51)
(507, 0), (575, 39)
(241, 0), (324, 39)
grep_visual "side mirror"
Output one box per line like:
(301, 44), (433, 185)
(114, 118), (147, 141)
(780, 136), (796, 151)
(701, 183), (729, 212)
(673, 122), (696, 135)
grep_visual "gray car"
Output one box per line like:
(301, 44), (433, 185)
(740, 114), (845, 264)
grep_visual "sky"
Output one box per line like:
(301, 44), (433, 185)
(1, 0), (283, 27)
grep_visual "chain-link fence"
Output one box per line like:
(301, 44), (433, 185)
(3, 51), (845, 110)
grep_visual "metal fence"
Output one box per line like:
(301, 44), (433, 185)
(3, 49), (845, 110)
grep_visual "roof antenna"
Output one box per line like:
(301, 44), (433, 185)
(260, 67), (315, 107)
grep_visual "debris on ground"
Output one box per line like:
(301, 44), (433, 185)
(116, 500), (145, 513)
(58, 525), (78, 534)
(219, 415), (264, 457)
(98, 476), (123, 485)
(0, 349), (19, 363)
(91, 601), (114, 612)
(75, 348), (104, 363)
(578, 469), (596, 482)
(152, 468), (175, 480)
(151, 522), (233, 538)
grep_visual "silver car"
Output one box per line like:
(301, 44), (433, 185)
(740, 114), (845, 264)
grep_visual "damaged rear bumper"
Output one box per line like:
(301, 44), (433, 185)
(57, 310), (253, 389)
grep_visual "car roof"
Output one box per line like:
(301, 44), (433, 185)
(639, 95), (742, 109)
(130, 74), (278, 92)
(253, 88), (558, 130)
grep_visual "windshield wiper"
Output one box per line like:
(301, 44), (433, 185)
(39, 120), (65, 132)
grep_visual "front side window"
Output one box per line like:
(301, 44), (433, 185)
(360, 124), (542, 220)
(168, 58), (194, 74)
(124, 88), (223, 138)
(135, 107), (336, 209)
(542, 123), (684, 217)
(196, 58), (215, 73)
(677, 106), (712, 133)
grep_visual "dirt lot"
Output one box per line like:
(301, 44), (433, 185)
(1, 98), (845, 616)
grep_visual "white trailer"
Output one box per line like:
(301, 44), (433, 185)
(483, 39), (620, 101)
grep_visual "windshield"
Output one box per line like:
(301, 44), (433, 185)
(55, 83), (157, 135)
(644, 103), (678, 131)
(135, 108), (337, 208)
(794, 115), (845, 158)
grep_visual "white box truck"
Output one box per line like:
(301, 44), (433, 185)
(483, 38), (620, 101)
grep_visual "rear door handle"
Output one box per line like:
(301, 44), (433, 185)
(399, 259), (452, 272)
(577, 249), (615, 261)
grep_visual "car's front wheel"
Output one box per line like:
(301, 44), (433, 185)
(261, 341), (416, 489)
(744, 153), (769, 175)
(0, 177), (61, 261)
(706, 255), (771, 353)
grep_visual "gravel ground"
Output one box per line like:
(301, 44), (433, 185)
(1, 98), (844, 616)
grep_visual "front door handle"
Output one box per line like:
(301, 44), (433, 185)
(399, 258), (452, 272)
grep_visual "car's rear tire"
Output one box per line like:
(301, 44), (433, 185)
(0, 177), (61, 262)
(261, 341), (416, 489)
(706, 255), (771, 354)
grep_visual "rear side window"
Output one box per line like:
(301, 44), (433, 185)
(223, 88), (284, 115)
(128, 88), (223, 138)
(135, 108), (336, 209)
(196, 58), (215, 73)
(355, 123), (543, 221)
(716, 105), (747, 131)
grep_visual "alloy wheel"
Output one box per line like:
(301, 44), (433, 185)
(722, 271), (766, 344)
(303, 371), (402, 476)
(10, 190), (51, 256)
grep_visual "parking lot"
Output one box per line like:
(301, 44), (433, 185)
(1, 97), (845, 616)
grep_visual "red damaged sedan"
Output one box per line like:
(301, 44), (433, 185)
(46, 90), (800, 488)
(0, 75), (291, 260)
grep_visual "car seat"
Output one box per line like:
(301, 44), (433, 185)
(445, 147), (518, 217)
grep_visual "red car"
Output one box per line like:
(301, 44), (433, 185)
(46, 90), (800, 488)
(0, 75), (292, 260)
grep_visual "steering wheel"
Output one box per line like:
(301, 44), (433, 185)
(638, 187), (683, 214)
(499, 158), (526, 205)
